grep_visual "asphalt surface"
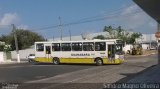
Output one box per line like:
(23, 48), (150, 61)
(0, 63), (94, 83)
(0, 54), (158, 89)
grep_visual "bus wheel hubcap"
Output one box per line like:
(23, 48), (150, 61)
(98, 60), (102, 64)
(54, 60), (57, 64)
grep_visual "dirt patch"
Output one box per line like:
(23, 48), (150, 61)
(125, 50), (157, 58)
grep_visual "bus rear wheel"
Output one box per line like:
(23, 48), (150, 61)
(53, 57), (60, 65)
(95, 58), (103, 66)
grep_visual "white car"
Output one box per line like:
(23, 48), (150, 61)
(27, 54), (35, 63)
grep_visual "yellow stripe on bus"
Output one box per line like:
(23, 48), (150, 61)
(35, 57), (122, 64)
(60, 58), (94, 63)
(35, 57), (52, 63)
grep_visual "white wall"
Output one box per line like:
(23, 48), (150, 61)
(136, 34), (157, 43)
(123, 44), (133, 53)
(11, 48), (34, 60)
(0, 52), (5, 62)
(142, 44), (150, 50)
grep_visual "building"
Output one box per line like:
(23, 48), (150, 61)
(136, 34), (157, 49)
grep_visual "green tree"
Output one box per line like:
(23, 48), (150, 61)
(103, 26), (113, 32)
(116, 26), (123, 38)
(93, 25), (142, 44)
(0, 45), (4, 51)
(0, 29), (45, 50)
(129, 32), (142, 43)
(103, 25), (115, 38)
(93, 35), (106, 40)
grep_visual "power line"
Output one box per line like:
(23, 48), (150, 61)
(0, 10), (142, 35)
(67, 3), (135, 24)
(31, 10), (142, 32)
(21, 3), (142, 33)
(29, 4), (136, 31)
(65, 10), (142, 26)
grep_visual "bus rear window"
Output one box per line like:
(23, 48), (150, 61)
(36, 44), (44, 51)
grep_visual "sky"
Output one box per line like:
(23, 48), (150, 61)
(0, 0), (157, 39)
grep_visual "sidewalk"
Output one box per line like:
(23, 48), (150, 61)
(0, 60), (27, 64)
(128, 64), (160, 83)
(125, 50), (160, 83)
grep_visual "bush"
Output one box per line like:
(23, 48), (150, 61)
(0, 45), (4, 51)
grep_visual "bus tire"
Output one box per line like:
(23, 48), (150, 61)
(95, 58), (103, 66)
(53, 57), (60, 65)
(31, 60), (38, 65)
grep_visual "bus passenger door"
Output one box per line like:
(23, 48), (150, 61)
(45, 46), (51, 62)
(108, 45), (115, 61)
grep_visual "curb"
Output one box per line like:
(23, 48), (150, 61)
(0, 61), (27, 65)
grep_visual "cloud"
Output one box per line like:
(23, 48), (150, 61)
(149, 21), (157, 28)
(120, 4), (149, 29)
(17, 24), (29, 30)
(121, 4), (139, 15)
(0, 13), (19, 28)
(113, 4), (157, 33)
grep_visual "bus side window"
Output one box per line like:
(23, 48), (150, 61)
(61, 43), (71, 51)
(83, 42), (94, 51)
(52, 43), (60, 51)
(95, 42), (106, 51)
(36, 44), (44, 51)
(72, 42), (82, 51)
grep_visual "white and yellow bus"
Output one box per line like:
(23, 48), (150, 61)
(33, 39), (124, 65)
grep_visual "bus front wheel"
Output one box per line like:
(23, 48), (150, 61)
(53, 57), (60, 65)
(95, 58), (103, 66)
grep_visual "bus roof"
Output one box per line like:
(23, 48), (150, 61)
(35, 39), (120, 44)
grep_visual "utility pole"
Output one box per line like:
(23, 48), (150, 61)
(59, 17), (62, 40)
(12, 24), (20, 63)
(53, 35), (54, 41)
(149, 34), (152, 49)
(69, 29), (71, 41)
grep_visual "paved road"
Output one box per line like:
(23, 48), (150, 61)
(0, 63), (94, 83)
(0, 54), (158, 89)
